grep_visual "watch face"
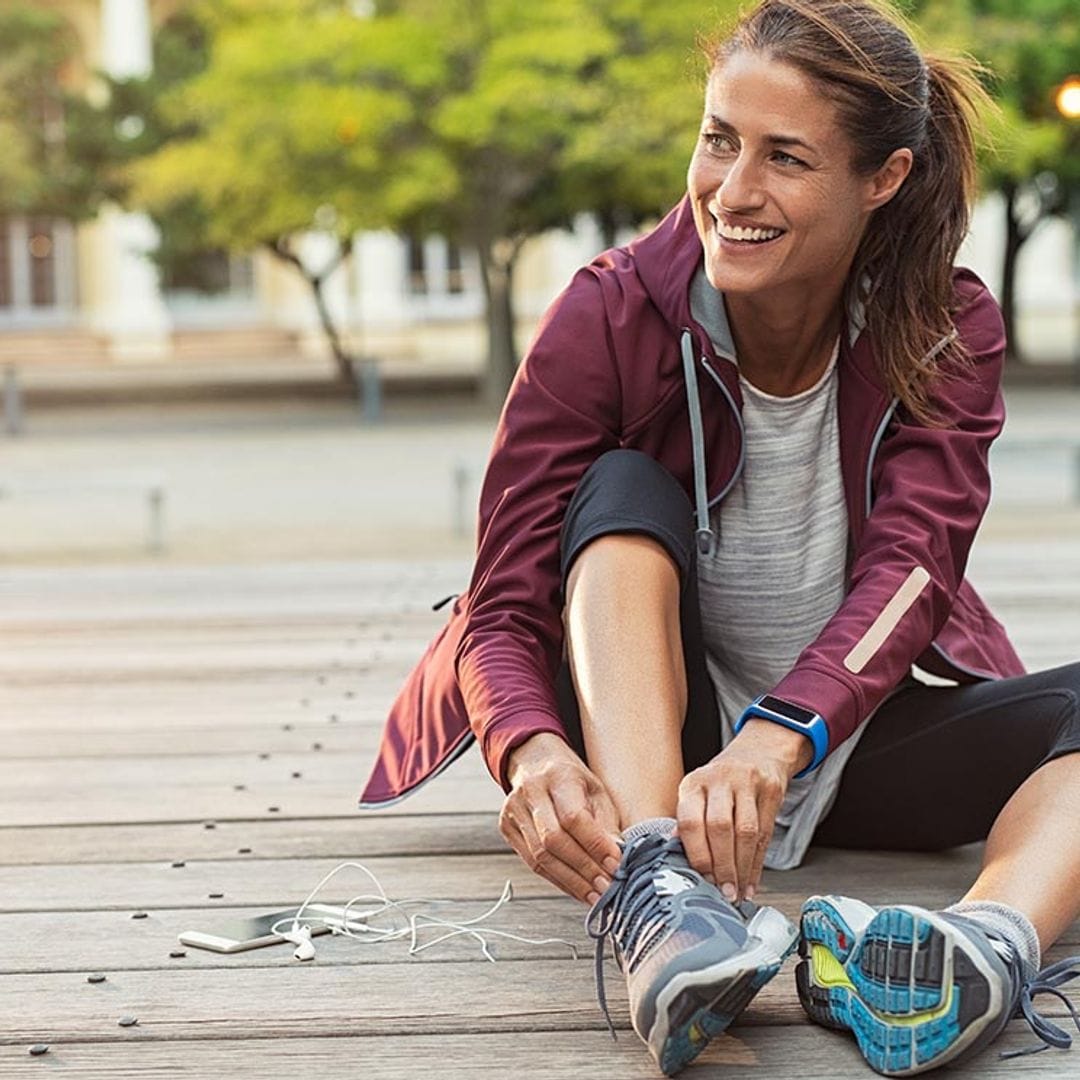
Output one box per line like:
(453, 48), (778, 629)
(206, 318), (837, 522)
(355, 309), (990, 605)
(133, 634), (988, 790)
(758, 695), (817, 726)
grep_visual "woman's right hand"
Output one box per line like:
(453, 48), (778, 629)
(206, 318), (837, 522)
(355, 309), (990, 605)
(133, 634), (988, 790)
(499, 732), (624, 905)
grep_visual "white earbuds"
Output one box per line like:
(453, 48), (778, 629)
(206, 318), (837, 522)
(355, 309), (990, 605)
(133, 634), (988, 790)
(282, 923), (316, 961)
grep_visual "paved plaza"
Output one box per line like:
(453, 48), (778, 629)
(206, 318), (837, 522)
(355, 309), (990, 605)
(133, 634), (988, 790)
(1, 384), (1079, 564)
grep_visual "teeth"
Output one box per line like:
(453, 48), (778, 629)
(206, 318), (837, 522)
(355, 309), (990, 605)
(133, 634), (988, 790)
(717, 222), (783, 242)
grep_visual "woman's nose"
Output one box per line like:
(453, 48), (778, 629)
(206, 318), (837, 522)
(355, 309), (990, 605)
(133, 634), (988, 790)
(717, 154), (765, 211)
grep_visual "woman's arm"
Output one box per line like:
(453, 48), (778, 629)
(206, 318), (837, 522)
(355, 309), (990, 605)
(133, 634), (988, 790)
(771, 271), (1008, 756)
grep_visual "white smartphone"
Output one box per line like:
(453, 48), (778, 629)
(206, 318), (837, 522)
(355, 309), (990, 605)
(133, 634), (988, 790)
(177, 903), (380, 953)
(178, 908), (334, 953)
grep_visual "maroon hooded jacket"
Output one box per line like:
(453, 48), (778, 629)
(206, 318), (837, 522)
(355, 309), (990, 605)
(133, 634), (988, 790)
(359, 195), (1025, 809)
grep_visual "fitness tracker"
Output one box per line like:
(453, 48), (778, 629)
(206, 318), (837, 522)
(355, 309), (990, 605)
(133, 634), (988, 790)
(734, 694), (829, 779)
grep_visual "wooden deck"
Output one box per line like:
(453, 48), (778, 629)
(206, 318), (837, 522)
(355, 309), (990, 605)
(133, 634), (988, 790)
(2, 550), (1078, 1078)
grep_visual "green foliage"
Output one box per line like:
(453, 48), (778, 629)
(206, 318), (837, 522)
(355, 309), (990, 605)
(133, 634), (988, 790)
(912, 0), (1080, 197)
(132, 3), (455, 250)
(0, 6), (116, 219)
(131, 0), (731, 255)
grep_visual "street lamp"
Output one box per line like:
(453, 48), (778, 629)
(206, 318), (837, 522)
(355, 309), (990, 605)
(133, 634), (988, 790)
(1056, 76), (1080, 120)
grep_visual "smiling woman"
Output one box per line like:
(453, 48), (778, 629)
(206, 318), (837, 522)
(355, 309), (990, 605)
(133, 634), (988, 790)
(360, 1), (1080, 1077)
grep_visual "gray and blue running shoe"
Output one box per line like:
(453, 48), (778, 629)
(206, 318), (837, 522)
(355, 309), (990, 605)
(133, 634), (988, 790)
(797, 894), (1080, 1075)
(586, 832), (798, 1076)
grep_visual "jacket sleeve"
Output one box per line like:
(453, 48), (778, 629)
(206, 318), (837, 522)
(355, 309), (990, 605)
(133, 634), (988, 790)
(769, 277), (1007, 754)
(455, 267), (623, 791)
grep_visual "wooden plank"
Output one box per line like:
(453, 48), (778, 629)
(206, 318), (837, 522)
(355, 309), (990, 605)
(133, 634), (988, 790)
(0, 960), (805, 1044)
(8, 844), (1076, 921)
(2, 899), (1076, 975)
(0, 744), (503, 825)
(2, 951), (1076, 1047)
(0, 853), (557, 911)
(0, 898), (589, 972)
(1, 1026), (1072, 1080)
(4, 723), (378, 760)
(0, 678), (408, 732)
(0, 814), (506, 866)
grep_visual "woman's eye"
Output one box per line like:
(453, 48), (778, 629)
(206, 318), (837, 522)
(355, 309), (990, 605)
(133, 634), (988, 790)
(701, 133), (805, 167)
(703, 132), (734, 151)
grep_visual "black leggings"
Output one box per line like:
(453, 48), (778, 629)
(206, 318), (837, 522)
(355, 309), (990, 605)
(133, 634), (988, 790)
(555, 449), (1080, 853)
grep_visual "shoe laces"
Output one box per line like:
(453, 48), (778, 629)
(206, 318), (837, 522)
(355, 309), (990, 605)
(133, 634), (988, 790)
(999, 952), (1080, 1060)
(584, 833), (688, 1040)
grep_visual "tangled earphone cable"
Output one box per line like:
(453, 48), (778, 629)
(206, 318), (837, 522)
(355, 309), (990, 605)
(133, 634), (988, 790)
(270, 860), (580, 963)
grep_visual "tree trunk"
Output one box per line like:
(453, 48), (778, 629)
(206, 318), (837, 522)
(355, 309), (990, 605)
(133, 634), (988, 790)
(596, 207), (619, 251)
(305, 271), (356, 385)
(1000, 181), (1025, 366)
(478, 238), (520, 408)
(265, 237), (357, 387)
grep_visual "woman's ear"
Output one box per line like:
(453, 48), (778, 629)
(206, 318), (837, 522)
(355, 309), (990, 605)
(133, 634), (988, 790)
(865, 148), (914, 212)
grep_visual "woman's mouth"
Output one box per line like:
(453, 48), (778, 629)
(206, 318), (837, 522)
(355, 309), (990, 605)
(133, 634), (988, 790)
(714, 219), (785, 248)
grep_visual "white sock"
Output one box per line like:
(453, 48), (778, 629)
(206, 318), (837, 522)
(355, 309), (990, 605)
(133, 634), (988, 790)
(944, 900), (1041, 981)
(621, 816), (677, 844)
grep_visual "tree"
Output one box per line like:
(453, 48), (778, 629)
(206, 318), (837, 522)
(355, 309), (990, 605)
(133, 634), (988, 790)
(0, 6), (118, 221)
(131, 0), (453, 385)
(130, 0), (718, 400)
(912, 0), (1080, 362)
(388, 0), (713, 398)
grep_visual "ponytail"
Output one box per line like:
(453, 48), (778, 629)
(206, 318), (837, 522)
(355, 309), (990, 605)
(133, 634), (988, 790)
(707, 1), (999, 426)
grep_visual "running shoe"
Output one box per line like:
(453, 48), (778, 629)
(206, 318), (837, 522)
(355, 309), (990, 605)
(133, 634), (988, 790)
(797, 894), (1080, 1075)
(586, 832), (798, 1076)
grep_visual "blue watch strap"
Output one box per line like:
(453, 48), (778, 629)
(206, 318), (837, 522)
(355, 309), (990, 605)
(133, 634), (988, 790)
(734, 695), (829, 779)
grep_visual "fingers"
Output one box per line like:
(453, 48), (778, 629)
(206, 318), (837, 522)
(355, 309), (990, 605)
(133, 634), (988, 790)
(704, 787), (738, 900)
(499, 774), (622, 906)
(675, 783), (712, 882)
(677, 765), (785, 902)
(746, 779), (784, 899)
(510, 810), (602, 903)
(732, 789), (761, 900)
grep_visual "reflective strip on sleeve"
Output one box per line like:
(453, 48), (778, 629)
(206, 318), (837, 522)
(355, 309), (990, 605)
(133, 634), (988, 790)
(843, 566), (932, 674)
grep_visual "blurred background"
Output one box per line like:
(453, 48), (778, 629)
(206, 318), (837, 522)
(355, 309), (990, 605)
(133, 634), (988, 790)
(0, 0), (1078, 565)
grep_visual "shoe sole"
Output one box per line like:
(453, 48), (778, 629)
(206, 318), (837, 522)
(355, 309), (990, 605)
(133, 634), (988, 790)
(652, 908), (799, 1076)
(796, 897), (1006, 1076)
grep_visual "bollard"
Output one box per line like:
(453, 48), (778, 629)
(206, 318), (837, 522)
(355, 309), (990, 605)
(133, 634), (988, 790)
(452, 462), (470, 538)
(148, 486), (166, 555)
(4, 365), (23, 436)
(354, 357), (382, 424)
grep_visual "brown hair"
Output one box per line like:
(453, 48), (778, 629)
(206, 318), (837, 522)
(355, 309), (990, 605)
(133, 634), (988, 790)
(704, 0), (997, 425)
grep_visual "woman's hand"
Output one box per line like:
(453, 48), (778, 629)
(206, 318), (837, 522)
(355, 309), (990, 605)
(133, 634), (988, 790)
(500, 732), (624, 905)
(676, 719), (813, 902)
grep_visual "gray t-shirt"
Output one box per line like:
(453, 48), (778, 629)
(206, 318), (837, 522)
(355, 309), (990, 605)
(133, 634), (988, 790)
(690, 269), (874, 870)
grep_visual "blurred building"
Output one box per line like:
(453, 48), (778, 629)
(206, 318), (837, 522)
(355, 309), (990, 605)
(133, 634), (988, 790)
(1, 0), (1076, 370)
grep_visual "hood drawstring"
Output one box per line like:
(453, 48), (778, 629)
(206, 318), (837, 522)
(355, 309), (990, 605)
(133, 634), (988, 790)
(680, 330), (716, 557)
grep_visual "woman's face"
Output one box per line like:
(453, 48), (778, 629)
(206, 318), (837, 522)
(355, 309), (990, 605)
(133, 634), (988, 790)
(688, 51), (905, 297)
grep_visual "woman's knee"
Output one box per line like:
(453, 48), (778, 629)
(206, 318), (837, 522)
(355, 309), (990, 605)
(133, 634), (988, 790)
(560, 450), (693, 589)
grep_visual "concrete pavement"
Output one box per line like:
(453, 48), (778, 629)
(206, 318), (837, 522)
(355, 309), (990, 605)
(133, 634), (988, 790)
(0, 386), (1077, 564)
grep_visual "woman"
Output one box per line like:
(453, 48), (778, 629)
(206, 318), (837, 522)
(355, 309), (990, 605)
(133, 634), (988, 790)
(360, 0), (1080, 1074)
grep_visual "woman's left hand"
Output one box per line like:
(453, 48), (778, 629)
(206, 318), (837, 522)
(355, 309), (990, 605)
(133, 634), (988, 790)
(675, 719), (813, 903)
